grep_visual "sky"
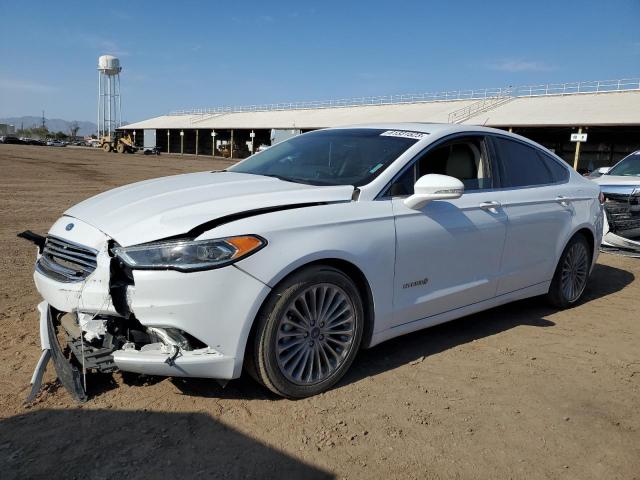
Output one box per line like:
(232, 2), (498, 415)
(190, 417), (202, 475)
(1, 0), (639, 123)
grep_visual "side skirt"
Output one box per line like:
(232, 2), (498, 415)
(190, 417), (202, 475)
(369, 281), (550, 347)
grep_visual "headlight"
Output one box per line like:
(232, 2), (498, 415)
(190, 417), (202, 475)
(112, 235), (265, 272)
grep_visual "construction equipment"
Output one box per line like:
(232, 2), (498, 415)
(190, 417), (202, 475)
(99, 132), (137, 154)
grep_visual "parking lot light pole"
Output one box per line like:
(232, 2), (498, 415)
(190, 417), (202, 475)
(180, 130), (184, 156)
(211, 130), (216, 157)
(573, 127), (583, 170)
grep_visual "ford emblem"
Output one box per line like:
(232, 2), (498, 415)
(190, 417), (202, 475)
(65, 223), (74, 231)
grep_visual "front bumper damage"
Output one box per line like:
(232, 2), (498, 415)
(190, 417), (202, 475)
(28, 302), (87, 402)
(24, 217), (271, 402)
(28, 301), (234, 402)
(601, 187), (640, 257)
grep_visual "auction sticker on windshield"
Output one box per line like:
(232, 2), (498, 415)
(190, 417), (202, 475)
(380, 130), (429, 140)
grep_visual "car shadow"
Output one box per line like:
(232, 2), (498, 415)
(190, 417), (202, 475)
(0, 409), (333, 480)
(85, 262), (635, 401)
(341, 262), (634, 388)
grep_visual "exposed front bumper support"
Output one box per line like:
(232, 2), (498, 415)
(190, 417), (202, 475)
(26, 302), (87, 403)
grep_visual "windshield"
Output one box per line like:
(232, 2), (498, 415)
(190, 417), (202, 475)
(607, 151), (640, 177)
(228, 128), (424, 186)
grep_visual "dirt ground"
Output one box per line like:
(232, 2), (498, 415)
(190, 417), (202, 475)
(0, 144), (638, 480)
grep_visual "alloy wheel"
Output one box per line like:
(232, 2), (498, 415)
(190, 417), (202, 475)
(275, 283), (356, 385)
(560, 242), (589, 302)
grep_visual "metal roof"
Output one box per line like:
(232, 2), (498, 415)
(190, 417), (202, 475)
(120, 81), (640, 131)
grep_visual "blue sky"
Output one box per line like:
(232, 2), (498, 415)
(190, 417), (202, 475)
(1, 0), (638, 122)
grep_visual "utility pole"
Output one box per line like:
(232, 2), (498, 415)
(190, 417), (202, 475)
(573, 127), (583, 171)
(41, 111), (46, 129)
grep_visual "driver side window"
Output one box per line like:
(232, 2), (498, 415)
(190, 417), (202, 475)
(386, 136), (494, 197)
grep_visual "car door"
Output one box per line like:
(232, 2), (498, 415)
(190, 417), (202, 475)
(387, 135), (508, 327)
(489, 135), (573, 295)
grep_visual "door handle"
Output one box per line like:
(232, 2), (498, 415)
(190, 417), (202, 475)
(556, 196), (570, 207)
(479, 201), (502, 211)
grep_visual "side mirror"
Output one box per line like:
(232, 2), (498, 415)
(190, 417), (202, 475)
(403, 174), (464, 210)
(597, 167), (610, 175)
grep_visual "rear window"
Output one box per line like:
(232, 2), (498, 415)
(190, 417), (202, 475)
(538, 151), (570, 183)
(493, 137), (562, 187)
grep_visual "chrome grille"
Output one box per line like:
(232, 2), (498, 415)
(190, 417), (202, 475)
(36, 235), (98, 283)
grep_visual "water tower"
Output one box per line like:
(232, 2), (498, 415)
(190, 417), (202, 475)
(97, 55), (122, 139)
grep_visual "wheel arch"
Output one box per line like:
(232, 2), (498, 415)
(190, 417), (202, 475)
(243, 257), (377, 373)
(563, 225), (596, 263)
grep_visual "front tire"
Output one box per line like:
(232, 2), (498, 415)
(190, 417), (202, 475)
(547, 234), (591, 308)
(249, 265), (364, 398)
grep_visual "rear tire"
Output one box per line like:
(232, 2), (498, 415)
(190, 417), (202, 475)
(116, 143), (126, 154)
(547, 234), (592, 308)
(249, 265), (364, 398)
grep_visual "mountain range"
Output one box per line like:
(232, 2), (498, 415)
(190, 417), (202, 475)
(0, 116), (98, 136)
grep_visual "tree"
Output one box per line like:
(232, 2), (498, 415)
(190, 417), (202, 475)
(54, 131), (68, 141)
(68, 121), (80, 139)
(30, 127), (49, 139)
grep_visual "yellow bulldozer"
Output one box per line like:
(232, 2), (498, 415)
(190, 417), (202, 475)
(99, 132), (137, 153)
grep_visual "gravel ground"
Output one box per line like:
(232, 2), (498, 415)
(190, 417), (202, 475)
(0, 144), (638, 480)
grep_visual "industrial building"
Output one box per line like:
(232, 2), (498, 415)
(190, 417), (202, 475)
(0, 123), (16, 136)
(119, 78), (640, 173)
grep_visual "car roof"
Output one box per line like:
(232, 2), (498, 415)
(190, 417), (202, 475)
(329, 122), (509, 136)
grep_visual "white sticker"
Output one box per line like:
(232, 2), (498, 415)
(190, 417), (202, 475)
(380, 130), (428, 140)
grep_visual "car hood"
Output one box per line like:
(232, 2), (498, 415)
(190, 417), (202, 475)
(592, 175), (640, 196)
(65, 171), (354, 246)
(592, 175), (640, 187)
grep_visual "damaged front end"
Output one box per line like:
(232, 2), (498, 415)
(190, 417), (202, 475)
(22, 217), (229, 403)
(27, 301), (202, 403)
(601, 185), (640, 256)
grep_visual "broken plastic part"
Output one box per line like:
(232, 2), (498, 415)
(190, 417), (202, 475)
(77, 312), (107, 342)
(17, 230), (46, 253)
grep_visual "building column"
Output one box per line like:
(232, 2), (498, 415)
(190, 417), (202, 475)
(167, 130), (170, 154)
(573, 127), (583, 170)
(195, 129), (199, 156)
(180, 130), (184, 156)
(230, 129), (234, 159)
(211, 130), (216, 157)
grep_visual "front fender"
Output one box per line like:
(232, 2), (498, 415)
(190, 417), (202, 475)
(203, 201), (398, 333)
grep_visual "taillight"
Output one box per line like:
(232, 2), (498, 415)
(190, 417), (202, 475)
(599, 191), (605, 205)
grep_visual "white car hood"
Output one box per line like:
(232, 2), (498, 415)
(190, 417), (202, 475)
(65, 171), (354, 246)
(592, 175), (640, 187)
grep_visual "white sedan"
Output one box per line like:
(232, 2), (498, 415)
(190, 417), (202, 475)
(591, 151), (640, 253)
(26, 124), (603, 400)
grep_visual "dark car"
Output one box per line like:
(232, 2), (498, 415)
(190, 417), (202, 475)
(2, 136), (24, 145)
